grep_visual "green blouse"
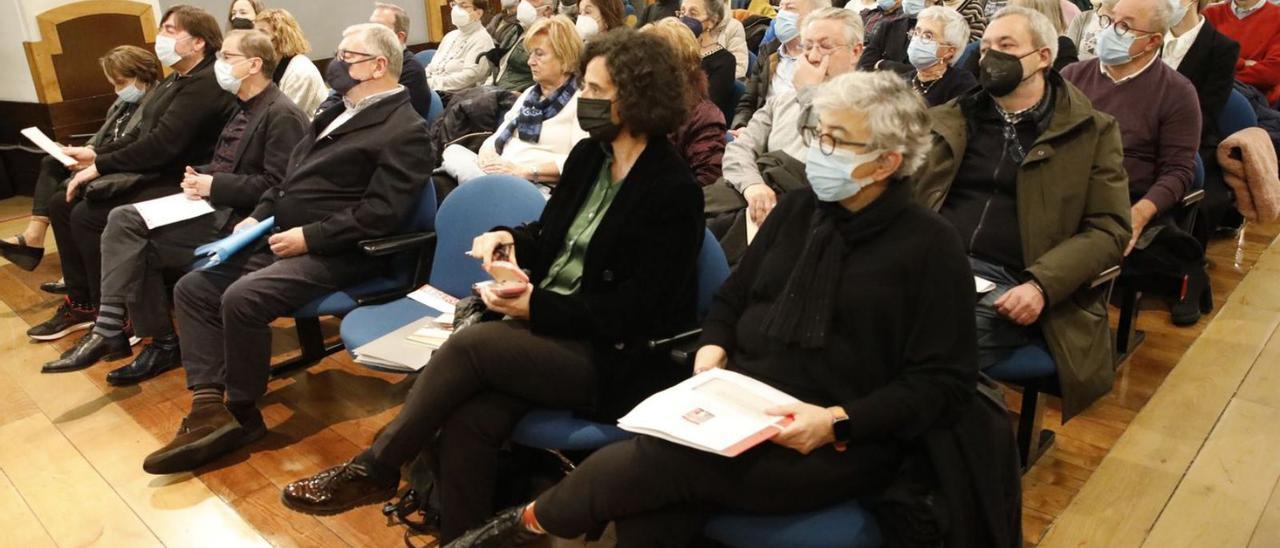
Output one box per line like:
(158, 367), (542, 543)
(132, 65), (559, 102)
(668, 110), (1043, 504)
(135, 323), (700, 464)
(540, 154), (625, 295)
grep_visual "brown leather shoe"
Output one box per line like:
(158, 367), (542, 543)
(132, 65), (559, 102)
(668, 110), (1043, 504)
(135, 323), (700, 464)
(281, 461), (398, 515)
(143, 403), (246, 475)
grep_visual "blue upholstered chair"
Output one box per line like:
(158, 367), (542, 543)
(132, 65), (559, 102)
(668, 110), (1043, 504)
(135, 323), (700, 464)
(427, 90), (445, 126)
(339, 175), (547, 354)
(956, 42), (980, 70)
(273, 178), (438, 376)
(1219, 89), (1258, 139)
(704, 499), (882, 548)
(414, 49), (436, 68)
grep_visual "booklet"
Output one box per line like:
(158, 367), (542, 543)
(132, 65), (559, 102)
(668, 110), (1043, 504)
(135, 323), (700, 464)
(352, 312), (455, 373)
(617, 369), (800, 457)
(133, 193), (215, 229)
(20, 127), (76, 167)
(407, 283), (459, 314)
(191, 216), (274, 270)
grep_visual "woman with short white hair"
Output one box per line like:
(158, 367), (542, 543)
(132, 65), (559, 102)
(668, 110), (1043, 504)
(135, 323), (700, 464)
(907, 5), (977, 105)
(445, 70), (991, 548)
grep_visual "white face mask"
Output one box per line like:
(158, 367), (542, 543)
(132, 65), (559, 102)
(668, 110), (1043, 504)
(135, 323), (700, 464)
(576, 13), (600, 39)
(116, 81), (145, 103)
(517, 0), (540, 27)
(451, 5), (473, 27)
(214, 59), (247, 95)
(155, 35), (184, 67)
(502, 0), (519, 7)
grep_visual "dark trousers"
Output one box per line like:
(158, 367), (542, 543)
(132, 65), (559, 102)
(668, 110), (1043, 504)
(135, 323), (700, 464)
(366, 320), (596, 541)
(99, 205), (228, 338)
(533, 435), (902, 546)
(47, 192), (145, 305)
(32, 156), (70, 217)
(971, 256), (1045, 370)
(174, 244), (378, 404)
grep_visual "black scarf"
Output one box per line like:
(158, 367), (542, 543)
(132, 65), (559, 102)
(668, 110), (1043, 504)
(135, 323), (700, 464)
(759, 182), (912, 348)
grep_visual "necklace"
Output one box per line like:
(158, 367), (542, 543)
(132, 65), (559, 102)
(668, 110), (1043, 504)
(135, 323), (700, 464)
(912, 75), (938, 95)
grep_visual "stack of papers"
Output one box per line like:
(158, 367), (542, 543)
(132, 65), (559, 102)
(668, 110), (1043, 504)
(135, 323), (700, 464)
(134, 193), (215, 229)
(618, 369), (799, 457)
(353, 314), (454, 372)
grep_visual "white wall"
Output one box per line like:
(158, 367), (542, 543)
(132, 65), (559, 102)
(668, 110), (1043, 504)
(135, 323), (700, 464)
(0, 0), (162, 103)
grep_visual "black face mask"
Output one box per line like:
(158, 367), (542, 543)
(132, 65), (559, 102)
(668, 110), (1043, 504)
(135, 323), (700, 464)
(230, 17), (255, 30)
(325, 58), (371, 96)
(577, 97), (621, 142)
(979, 49), (1039, 98)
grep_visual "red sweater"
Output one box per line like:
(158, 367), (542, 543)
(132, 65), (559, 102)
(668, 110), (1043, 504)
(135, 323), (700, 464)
(1206, 2), (1280, 104)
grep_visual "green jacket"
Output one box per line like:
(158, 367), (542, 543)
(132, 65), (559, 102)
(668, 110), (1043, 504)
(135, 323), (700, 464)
(912, 75), (1132, 420)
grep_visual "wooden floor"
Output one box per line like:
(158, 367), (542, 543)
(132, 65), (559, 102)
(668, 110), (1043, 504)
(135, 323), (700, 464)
(0, 193), (1277, 547)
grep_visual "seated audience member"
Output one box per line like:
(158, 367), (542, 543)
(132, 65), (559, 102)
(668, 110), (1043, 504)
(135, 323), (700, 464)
(917, 6), (1129, 420)
(725, 8), (864, 227)
(857, 0), (921, 73)
(279, 30), (704, 543)
(487, 0), (521, 44)
(733, 0), (832, 130)
(253, 9), (327, 117)
(906, 5), (977, 106)
(712, 3), (751, 79)
(861, 0), (903, 41)
(1165, 0), (1242, 236)
(320, 3), (433, 118)
(1065, 0), (1117, 59)
(29, 6), (237, 343)
(1205, 0), (1280, 106)
(680, 0), (738, 123)
(429, 0), (497, 92)
(637, 0), (681, 27)
(574, 0), (626, 39)
(441, 16), (587, 187)
(40, 30), (309, 380)
(496, 0), (557, 92)
(0, 46), (161, 273)
(643, 17), (729, 186)
(1062, 0), (1206, 323)
(141, 23), (433, 474)
(226, 0), (262, 30)
(1011, 0), (1078, 69)
(450, 71), (991, 548)
(941, 0), (987, 41)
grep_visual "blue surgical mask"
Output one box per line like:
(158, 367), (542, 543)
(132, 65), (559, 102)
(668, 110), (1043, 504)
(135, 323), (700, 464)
(877, 0), (896, 10)
(805, 144), (881, 202)
(907, 36), (939, 69)
(1095, 26), (1137, 66)
(903, 0), (925, 16)
(116, 82), (145, 103)
(774, 10), (800, 44)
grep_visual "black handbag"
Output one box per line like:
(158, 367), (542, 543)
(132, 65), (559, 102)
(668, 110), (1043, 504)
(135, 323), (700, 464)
(82, 171), (146, 202)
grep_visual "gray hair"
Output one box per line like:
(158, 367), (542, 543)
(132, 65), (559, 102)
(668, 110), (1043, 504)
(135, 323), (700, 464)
(798, 0), (834, 12)
(991, 6), (1059, 60)
(803, 6), (866, 46)
(373, 2), (411, 36)
(812, 71), (931, 177)
(700, 0), (727, 28)
(1143, 0), (1174, 33)
(343, 23), (404, 77)
(916, 6), (969, 64)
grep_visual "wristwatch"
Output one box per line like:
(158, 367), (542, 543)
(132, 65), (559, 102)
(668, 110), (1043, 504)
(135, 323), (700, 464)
(830, 407), (850, 451)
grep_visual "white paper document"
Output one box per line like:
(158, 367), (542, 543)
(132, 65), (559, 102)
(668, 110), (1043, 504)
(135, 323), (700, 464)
(21, 127), (76, 167)
(133, 193), (216, 230)
(353, 314), (453, 373)
(408, 284), (459, 314)
(975, 276), (996, 294)
(746, 214), (760, 245)
(618, 369), (800, 457)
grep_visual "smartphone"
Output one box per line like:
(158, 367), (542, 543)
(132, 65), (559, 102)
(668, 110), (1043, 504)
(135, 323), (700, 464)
(485, 260), (530, 298)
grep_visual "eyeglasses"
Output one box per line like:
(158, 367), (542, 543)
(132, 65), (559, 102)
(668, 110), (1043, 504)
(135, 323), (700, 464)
(215, 51), (248, 62)
(1097, 15), (1157, 37)
(801, 125), (870, 156)
(333, 49), (376, 63)
(799, 41), (852, 55)
(674, 8), (703, 18)
(907, 28), (939, 43)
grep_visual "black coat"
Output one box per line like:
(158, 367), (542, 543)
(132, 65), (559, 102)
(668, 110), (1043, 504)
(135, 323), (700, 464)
(733, 38), (781, 129)
(504, 137), (705, 421)
(250, 89), (434, 256)
(703, 49), (738, 126)
(195, 84), (309, 230)
(94, 55), (237, 200)
(859, 15), (916, 74)
(1175, 19), (1240, 147)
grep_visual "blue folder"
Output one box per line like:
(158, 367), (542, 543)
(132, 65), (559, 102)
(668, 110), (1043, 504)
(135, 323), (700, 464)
(192, 216), (275, 270)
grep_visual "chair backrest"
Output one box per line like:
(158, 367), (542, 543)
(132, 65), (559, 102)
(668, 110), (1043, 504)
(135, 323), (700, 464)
(429, 175), (547, 297)
(1219, 89), (1258, 139)
(731, 80), (747, 110)
(428, 90), (445, 125)
(388, 177), (440, 283)
(696, 228), (731, 320)
(956, 41), (979, 69)
(414, 49), (436, 68)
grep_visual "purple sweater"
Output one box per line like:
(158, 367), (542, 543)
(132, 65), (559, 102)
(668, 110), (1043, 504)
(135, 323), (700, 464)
(1061, 57), (1201, 213)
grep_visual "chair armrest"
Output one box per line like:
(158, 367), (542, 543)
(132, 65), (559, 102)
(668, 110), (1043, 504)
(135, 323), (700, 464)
(1090, 265), (1121, 289)
(647, 329), (703, 367)
(1181, 189), (1205, 207)
(359, 232), (436, 257)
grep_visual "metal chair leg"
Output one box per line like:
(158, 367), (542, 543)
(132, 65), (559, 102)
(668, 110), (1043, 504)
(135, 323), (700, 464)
(1016, 378), (1054, 471)
(271, 316), (343, 378)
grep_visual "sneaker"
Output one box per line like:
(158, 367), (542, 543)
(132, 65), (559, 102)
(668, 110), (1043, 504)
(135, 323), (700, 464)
(27, 298), (95, 341)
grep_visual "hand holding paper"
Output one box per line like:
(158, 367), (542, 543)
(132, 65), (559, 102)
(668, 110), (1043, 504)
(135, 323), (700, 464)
(20, 127), (76, 167)
(765, 403), (838, 455)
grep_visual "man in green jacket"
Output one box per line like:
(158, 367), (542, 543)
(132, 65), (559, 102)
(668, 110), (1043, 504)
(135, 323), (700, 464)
(912, 6), (1131, 420)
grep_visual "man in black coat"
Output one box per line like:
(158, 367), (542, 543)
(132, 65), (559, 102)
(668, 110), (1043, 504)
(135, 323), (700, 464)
(1163, 0), (1242, 235)
(142, 23), (435, 475)
(30, 5), (237, 343)
(317, 3), (433, 119)
(40, 30), (311, 384)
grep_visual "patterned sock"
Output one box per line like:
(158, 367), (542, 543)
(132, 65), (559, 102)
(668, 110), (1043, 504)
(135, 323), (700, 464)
(191, 385), (225, 407)
(92, 303), (126, 338)
(521, 502), (544, 534)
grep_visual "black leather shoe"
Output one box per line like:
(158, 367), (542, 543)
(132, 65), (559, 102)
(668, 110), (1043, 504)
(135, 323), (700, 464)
(281, 460), (399, 516)
(40, 279), (68, 295)
(0, 235), (43, 271)
(106, 337), (181, 386)
(42, 331), (132, 373)
(445, 506), (543, 548)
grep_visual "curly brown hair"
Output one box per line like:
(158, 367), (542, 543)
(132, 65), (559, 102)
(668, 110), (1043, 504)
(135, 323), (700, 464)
(580, 29), (689, 137)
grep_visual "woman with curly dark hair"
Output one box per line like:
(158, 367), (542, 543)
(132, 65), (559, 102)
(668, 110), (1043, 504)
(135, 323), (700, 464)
(279, 29), (705, 544)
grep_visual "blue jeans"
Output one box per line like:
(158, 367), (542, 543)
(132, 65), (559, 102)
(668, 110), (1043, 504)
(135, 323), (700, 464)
(970, 256), (1046, 370)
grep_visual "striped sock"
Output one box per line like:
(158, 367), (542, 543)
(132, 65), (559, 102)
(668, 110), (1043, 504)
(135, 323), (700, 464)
(92, 303), (126, 338)
(191, 385), (224, 407)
